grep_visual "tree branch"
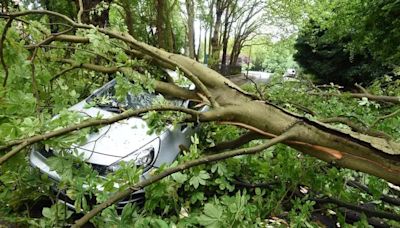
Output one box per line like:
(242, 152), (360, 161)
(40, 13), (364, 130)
(0, 106), (203, 165)
(232, 179), (280, 189)
(50, 65), (79, 82)
(17, 20), (219, 108)
(244, 74), (265, 100)
(58, 59), (201, 101)
(72, 130), (295, 227)
(206, 131), (263, 152)
(2, 10), (76, 25)
(59, 59), (119, 74)
(25, 34), (90, 50)
(1, 17), (13, 87)
(47, 30), (220, 108)
(347, 180), (400, 206)
(372, 108), (400, 127)
(314, 197), (400, 221)
(77, 0), (84, 24)
(355, 83), (370, 94)
(125, 40), (220, 108)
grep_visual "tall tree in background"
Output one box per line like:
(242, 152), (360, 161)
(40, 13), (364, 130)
(207, 0), (215, 63)
(185, 0), (196, 59)
(295, 0), (399, 87)
(155, 0), (178, 52)
(116, 0), (157, 45)
(220, 0), (237, 73)
(205, 0), (264, 73)
(209, 0), (230, 70)
(41, 0), (76, 32)
(229, 0), (263, 67)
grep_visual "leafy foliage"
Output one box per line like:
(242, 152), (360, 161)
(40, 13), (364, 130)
(295, 0), (400, 87)
(294, 23), (387, 87)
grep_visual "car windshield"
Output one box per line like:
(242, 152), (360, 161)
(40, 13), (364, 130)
(87, 81), (182, 112)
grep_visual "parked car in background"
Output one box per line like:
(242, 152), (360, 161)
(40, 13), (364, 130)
(283, 68), (297, 78)
(30, 78), (198, 208)
(283, 68), (299, 82)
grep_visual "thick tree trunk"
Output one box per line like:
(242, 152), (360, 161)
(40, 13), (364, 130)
(185, 0), (196, 59)
(229, 38), (240, 66)
(209, 0), (226, 70)
(204, 26), (208, 63)
(165, 10), (174, 52)
(207, 0), (215, 64)
(155, 0), (166, 49)
(220, 7), (230, 72)
(196, 26), (201, 61)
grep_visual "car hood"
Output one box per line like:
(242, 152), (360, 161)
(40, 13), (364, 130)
(69, 105), (159, 166)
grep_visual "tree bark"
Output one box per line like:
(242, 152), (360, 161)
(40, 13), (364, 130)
(155, 0), (166, 50)
(207, 0), (215, 64)
(209, 0), (227, 70)
(203, 26), (208, 63)
(185, 0), (196, 59)
(196, 26), (201, 61)
(220, 6), (231, 71)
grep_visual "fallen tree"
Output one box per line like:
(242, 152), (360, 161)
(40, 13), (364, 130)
(1, 9), (400, 227)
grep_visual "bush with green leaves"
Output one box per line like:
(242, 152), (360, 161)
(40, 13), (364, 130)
(294, 0), (400, 88)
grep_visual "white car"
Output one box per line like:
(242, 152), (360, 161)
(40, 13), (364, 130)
(30, 78), (198, 208)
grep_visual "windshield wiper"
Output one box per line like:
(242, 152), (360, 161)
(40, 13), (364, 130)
(95, 103), (124, 113)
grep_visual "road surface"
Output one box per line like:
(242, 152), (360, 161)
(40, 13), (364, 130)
(227, 71), (272, 85)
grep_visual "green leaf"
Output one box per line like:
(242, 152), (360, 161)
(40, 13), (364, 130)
(190, 191), (205, 204)
(197, 203), (224, 227)
(211, 163), (228, 176)
(171, 172), (188, 184)
(189, 170), (210, 189)
(42, 207), (52, 219)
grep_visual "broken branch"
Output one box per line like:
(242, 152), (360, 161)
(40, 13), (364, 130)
(72, 131), (294, 227)
(206, 131), (264, 152)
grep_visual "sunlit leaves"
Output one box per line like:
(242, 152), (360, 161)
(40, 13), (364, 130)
(289, 199), (315, 227)
(189, 170), (210, 189)
(40, 203), (73, 227)
(197, 203), (224, 227)
(85, 29), (113, 56)
(171, 172), (188, 184)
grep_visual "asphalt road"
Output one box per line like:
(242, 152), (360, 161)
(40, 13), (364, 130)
(227, 71), (272, 85)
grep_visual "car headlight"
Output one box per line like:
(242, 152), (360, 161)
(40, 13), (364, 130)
(107, 139), (159, 172)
